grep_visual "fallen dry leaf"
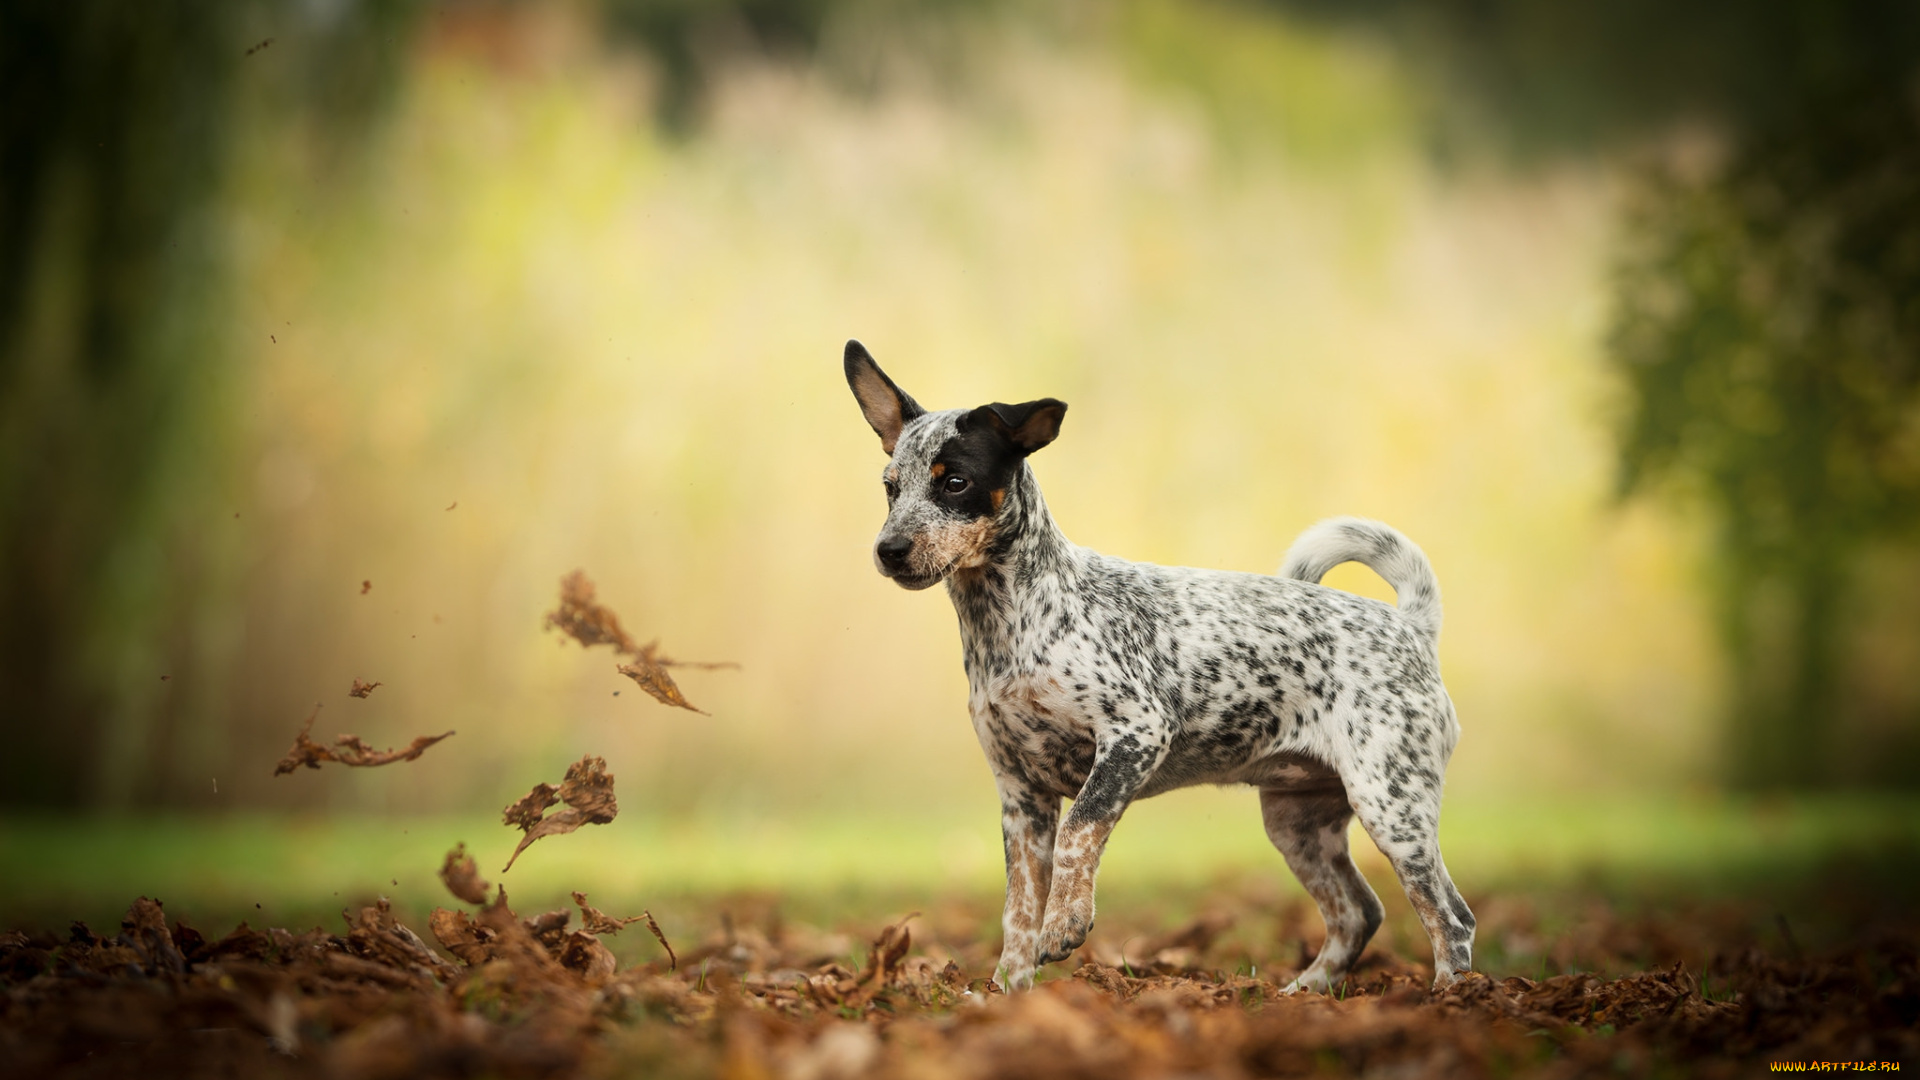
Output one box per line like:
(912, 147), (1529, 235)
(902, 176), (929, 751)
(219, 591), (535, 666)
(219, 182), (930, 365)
(642, 909), (677, 971)
(571, 891), (642, 936)
(570, 890), (679, 968)
(7, 879), (1919, 1080)
(843, 914), (916, 1006)
(343, 898), (452, 978)
(439, 843), (490, 906)
(348, 678), (382, 699)
(428, 906), (493, 966)
(500, 755), (618, 872)
(544, 570), (737, 713)
(272, 705), (454, 776)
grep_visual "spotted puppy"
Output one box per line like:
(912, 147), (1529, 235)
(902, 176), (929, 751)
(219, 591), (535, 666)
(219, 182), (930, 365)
(843, 340), (1475, 993)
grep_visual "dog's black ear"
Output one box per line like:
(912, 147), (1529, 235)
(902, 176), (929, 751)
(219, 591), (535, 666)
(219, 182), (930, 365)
(844, 340), (925, 456)
(962, 398), (1067, 455)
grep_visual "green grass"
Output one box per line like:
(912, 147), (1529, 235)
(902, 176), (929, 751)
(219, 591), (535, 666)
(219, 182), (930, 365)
(5, 789), (1916, 942)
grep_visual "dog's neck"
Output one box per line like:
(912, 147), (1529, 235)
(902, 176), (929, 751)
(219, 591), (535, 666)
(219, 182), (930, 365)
(946, 461), (1078, 664)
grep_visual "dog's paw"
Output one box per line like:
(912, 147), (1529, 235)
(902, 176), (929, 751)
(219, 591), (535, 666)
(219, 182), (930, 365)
(1281, 971), (1334, 995)
(1035, 913), (1092, 965)
(1431, 968), (1477, 993)
(992, 963), (1035, 992)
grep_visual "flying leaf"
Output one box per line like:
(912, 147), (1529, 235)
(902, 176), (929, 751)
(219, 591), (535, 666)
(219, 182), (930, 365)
(500, 756), (617, 872)
(348, 678), (382, 699)
(439, 843), (490, 906)
(543, 570), (737, 713)
(617, 644), (707, 714)
(544, 570), (638, 653)
(272, 705), (453, 776)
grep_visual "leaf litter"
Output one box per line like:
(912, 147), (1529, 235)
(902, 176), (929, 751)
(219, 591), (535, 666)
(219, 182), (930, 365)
(543, 569), (736, 713)
(11, 566), (1912, 1076)
(500, 755), (618, 873)
(2, 877), (1914, 1080)
(271, 705), (453, 776)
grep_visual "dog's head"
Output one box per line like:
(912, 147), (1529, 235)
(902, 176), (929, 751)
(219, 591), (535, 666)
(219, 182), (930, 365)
(843, 340), (1066, 590)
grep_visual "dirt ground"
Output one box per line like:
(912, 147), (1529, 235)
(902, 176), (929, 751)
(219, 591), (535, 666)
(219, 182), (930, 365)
(2, 863), (1914, 1080)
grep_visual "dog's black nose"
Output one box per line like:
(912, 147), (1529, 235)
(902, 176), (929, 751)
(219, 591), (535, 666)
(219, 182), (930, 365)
(876, 536), (913, 572)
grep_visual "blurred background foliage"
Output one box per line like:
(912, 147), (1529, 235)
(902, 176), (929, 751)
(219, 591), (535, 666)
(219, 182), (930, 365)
(2, 0), (1917, 826)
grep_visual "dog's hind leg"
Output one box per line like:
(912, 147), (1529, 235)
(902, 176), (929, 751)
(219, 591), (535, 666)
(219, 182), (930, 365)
(1260, 787), (1385, 993)
(1348, 788), (1475, 989)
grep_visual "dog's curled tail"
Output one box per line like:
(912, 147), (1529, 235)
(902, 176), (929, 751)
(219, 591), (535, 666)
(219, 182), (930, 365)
(1280, 517), (1442, 643)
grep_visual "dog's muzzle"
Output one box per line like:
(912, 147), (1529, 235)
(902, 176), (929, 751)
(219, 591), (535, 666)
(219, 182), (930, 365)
(874, 535), (939, 589)
(875, 535), (913, 573)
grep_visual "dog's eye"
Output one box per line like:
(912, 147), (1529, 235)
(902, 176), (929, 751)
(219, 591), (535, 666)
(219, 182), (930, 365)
(943, 475), (970, 494)
(883, 480), (898, 501)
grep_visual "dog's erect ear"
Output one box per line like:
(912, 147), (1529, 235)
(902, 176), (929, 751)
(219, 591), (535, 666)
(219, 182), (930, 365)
(844, 340), (925, 456)
(962, 398), (1068, 455)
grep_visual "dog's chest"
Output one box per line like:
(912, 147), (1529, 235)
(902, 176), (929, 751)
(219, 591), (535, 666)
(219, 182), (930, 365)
(969, 668), (1098, 799)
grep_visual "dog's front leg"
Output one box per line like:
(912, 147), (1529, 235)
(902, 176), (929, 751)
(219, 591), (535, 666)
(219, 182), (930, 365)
(1036, 731), (1167, 968)
(992, 772), (1060, 991)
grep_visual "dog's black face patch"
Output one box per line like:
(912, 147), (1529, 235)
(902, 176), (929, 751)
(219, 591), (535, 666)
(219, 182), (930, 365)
(928, 421), (1029, 523)
(867, 396), (1067, 589)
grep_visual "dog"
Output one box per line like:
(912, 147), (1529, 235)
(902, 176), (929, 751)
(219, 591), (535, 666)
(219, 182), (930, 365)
(843, 340), (1474, 993)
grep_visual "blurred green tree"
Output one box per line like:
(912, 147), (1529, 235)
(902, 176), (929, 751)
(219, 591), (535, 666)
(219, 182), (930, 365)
(0, 3), (245, 807)
(0, 0), (420, 808)
(1269, 0), (1920, 786)
(1609, 91), (1920, 787)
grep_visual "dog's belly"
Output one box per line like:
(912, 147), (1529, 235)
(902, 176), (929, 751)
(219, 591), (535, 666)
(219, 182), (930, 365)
(1140, 741), (1344, 798)
(980, 680), (1343, 803)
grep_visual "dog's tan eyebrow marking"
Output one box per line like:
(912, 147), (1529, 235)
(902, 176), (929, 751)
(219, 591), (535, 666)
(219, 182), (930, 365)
(991, 489), (1005, 512)
(931, 462), (946, 479)
(885, 465), (900, 484)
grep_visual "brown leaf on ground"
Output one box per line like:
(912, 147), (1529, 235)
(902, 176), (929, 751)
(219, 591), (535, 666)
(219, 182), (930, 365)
(843, 914), (916, 1005)
(571, 891), (642, 935)
(271, 706), (454, 776)
(5, 879), (1920, 1080)
(428, 906), (494, 966)
(342, 898), (452, 979)
(348, 678), (382, 699)
(643, 909), (677, 971)
(556, 931), (618, 981)
(120, 897), (186, 976)
(439, 844), (490, 906)
(500, 755), (618, 872)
